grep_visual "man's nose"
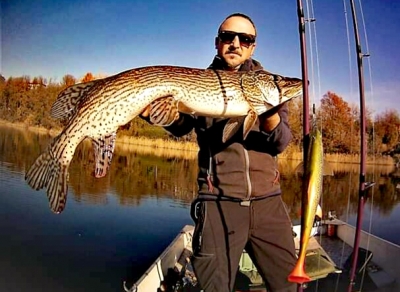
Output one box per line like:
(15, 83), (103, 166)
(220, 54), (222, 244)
(230, 35), (240, 47)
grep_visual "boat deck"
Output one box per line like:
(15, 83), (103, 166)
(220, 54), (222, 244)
(233, 232), (399, 292)
(179, 236), (397, 291)
(130, 224), (399, 292)
(306, 234), (399, 292)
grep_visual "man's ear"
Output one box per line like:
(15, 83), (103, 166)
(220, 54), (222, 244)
(250, 43), (256, 56)
(215, 37), (219, 49)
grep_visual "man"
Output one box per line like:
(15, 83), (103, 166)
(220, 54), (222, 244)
(142, 13), (297, 292)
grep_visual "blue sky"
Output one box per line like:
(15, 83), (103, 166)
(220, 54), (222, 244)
(2, 0), (399, 116)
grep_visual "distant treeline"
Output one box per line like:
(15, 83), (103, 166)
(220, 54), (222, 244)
(0, 73), (399, 155)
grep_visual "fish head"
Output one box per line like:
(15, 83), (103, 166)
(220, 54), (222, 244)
(254, 71), (303, 107)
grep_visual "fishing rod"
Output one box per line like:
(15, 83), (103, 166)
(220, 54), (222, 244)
(296, 1), (375, 291)
(347, 0), (375, 291)
(297, 0), (311, 139)
(296, 0), (313, 291)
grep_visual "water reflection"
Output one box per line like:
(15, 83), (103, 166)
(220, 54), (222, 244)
(1, 124), (399, 241)
(0, 161), (193, 292)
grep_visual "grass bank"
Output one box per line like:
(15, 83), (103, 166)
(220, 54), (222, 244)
(0, 120), (395, 166)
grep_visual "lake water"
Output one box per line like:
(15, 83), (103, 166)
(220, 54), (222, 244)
(1, 124), (399, 292)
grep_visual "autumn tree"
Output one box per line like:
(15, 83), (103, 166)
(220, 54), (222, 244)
(374, 110), (400, 153)
(81, 72), (94, 83)
(31, 76), (47, 87)
(287, 98), (303, 150)
(0, 76), (32, 121)
(62, 74), (76, 87)
(318, 91), (354, 153)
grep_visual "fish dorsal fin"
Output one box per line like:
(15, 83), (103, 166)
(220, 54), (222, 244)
(92, 133), (117, 178)
(148, 96), (180, 126)
(51, 80), (98, 120)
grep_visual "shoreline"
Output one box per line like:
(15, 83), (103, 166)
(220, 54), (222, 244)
(0, 119), (199, 153)
(0, 120), (395, 166)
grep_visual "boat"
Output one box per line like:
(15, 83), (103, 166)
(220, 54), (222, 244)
(125, 221), (400, 292)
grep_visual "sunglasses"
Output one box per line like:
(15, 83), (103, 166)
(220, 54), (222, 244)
(218, 30), (256, 47)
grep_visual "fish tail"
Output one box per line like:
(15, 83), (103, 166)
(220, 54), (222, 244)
(25, 149), (69, 214)
(287, 252), (311, 284)
(288, 222), (312, 283)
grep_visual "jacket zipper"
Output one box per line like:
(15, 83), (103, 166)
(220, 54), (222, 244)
(243, 148), (252, 199)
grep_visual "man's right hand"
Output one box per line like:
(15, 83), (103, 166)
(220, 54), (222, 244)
(139, 98), (180, 126)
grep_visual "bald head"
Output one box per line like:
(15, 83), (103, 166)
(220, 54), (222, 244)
(215, 13), (257, 70)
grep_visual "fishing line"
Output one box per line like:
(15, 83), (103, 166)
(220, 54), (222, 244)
(304, 3), (350, 292)
(355, 1), (376, 289)
(341, 0), (355, 271)
(303, 2), (326, 291)
(343, 0), (367, 288)
(305, 0), (316, 107)
(307, 0), (323, 108)
(346, 0), (378, 290)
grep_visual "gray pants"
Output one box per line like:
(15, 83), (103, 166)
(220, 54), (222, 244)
(190, 195), (297, 292)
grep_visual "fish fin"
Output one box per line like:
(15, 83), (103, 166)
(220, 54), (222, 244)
(148, 96), (180, 126)
(25, 148), (68, 214)
(243, 110), (258, 139)
(51, 80), (98, 120)
(92, 133), (117, 178)
(222, 117), (244, 143)
(323, 159), (334, 176)
(222, 110), (258, 143)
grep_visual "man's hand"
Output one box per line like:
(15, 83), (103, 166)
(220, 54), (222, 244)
(258, 103), (285, 132)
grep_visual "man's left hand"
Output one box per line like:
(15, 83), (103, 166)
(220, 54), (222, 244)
(258, 103), (285, 132)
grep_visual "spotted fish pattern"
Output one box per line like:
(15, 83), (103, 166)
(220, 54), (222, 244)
(288, 126), (324, 284)
(25, 65), (302, 213)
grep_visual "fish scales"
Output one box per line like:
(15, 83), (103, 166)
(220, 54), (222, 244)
(25, 65), (302, 213)
(79, 69), (246, 121)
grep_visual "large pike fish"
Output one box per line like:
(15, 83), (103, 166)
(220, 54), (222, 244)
(288, 125), (325, 284)
(25, 65), (302, 213)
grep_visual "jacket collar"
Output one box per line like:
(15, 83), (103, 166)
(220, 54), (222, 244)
(207, 55), (264, 72)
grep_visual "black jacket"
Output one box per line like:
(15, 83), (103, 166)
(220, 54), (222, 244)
(165, 56), (292, 201)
